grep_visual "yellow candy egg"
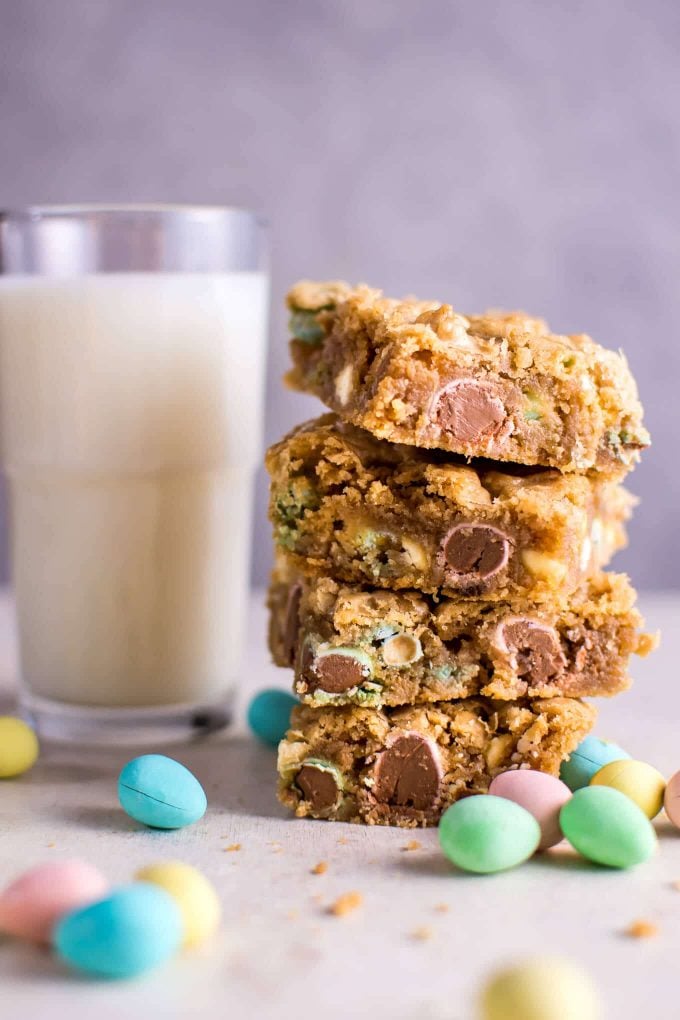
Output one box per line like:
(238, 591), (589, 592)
(0, 717), (39, 778)
(480, 957), (601, 1020)
(590, 759), (665, 819)
(135, 861), (220, 948)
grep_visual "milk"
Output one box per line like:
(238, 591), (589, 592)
(0, 273), (268, 707)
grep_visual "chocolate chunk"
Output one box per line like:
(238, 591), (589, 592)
(433, 379), (507, 444)
(307, 648), (372, 694)
(296, 764), (340, 813)
(282, 583), (302, 666)
(442, 523), (511, 582)
(500, 618), (566, 683)
(373, 733), (442, 811)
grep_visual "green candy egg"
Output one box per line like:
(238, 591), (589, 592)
(559, 786), (657, 868)
(438, 795), (541, 874)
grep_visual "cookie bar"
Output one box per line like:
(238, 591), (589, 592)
(266, 414), (633, 602)
(284, 281), (649, 474)
(268, 563), (656, 706)
(278, 697), (596, 826)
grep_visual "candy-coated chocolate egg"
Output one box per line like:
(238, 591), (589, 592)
(590, 759), (665, 819)
(0, 717), (39, 778)
(559, 735), (630, 792)
(135, 860), (221, 948)
(480, 956), (602, 1020)
(663, 769), (680, 829)
(247, 689), (298, 746)
(489, 770), (571, 850)
(0, 860), (109, 943)
(54, 884), (183, 978)
(118, 755), (207, 829)
(438, 795), (540, 874)
(559, 786), (656, 868)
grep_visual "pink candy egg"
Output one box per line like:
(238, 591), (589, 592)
(488, 769), (572, 850)
(664, 770), (680, 829)
(0, 859), (109, 944)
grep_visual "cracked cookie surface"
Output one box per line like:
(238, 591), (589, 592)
(284, 281), (649, 475)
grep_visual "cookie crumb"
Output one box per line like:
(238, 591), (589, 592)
(286, 909), (299, 921)
(45, 842), (56, 849)
(402, 840), (422, 852)
(328, 891), (363, 917)
(411, 925), (433, 941)
(311, 861), (328, 875)
(224, 843), (241, 852)
(671, 880), (680, 892)
(434, 903), (449, 913)
(337, 837), (348, 845)
(624, 919), (658, 939)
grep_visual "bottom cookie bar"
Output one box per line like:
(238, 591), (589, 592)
(278, 697), (595, 827)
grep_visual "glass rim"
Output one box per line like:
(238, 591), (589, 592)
(0, 203), (267, 227)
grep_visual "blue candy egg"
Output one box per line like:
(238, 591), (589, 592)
(54, 883), (183, 978)
(560, 735), (631, 792)
(118, 754), (207, 829)
(247, 688), (298, 747)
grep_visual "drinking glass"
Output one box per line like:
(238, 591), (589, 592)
(0, 205), (268, 742)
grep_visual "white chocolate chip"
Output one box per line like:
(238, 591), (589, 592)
(580, 373), (596, 398)
(382, 633), (423, 667)
(590, 517), (603, 548)
(485, 734), (515, 769)
(334, 364), (354, 406)
(579, 535), (592, 573)
(515, 347), (533, 370)
(401, 537), (429, 572)
(520, 549), (567, 584)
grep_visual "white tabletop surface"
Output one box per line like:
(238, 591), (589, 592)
(0, 588), (678, 1020)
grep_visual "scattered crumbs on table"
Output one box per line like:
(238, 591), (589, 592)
(268, 841), (282, 847)
(311, 861), (328, 875)
(434, 903), (450, 913)
(224, 843), (242, 852)
(402, 840), (422, 852)
(624, 919), (659, 939)
(410, 925), (433, 941)
(45, 842), (56, 848)
(337, 837), (348, 845)
(671, 880), (680, 892)
(328, 891), (363, 917)
(286, 910), (299, 921)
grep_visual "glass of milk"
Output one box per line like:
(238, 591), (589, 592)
(0, 206), (268, 742)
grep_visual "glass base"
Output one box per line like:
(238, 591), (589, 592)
(19, 691), (234, 745)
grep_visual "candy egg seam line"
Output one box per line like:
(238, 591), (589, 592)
(119, 784), (187, 809)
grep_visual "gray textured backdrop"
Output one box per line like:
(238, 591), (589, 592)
(1, 0), (678, 589)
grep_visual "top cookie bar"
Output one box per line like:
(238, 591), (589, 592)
(285, 281), (649, 474)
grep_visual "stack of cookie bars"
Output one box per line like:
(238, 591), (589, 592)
(267, 282), (655, 827)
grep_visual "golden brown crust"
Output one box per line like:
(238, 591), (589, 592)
(277, 696), (596, 826)
(285, 282), (649, 474)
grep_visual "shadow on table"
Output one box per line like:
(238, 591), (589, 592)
(0, 940), (79, 985)
(180, 735), (289, 821)
(398, 843), (597, 878)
